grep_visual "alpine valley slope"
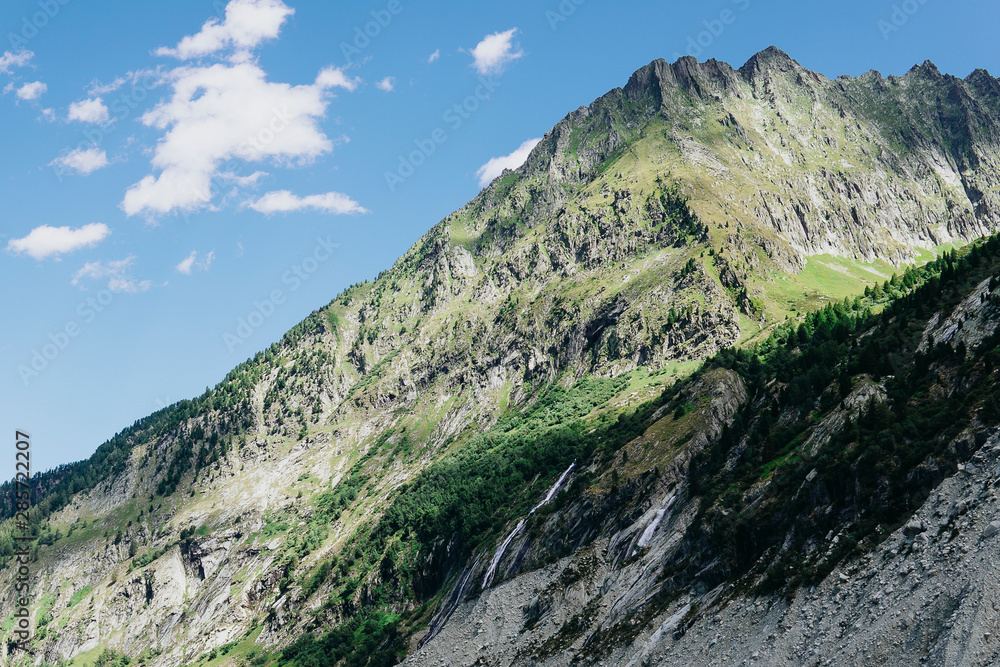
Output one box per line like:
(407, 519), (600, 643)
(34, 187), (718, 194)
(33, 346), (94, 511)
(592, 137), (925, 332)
(3, 47), (1000, 666)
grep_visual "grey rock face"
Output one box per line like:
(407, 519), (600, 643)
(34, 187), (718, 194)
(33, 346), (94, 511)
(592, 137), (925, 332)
(983, 521), (1000, 539)
(407, 427), (1000, 667)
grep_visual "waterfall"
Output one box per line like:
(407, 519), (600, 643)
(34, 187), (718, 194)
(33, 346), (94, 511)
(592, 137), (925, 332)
(530, 462), (576, 512)
(481, 519), (526, 589)
(636, 509), (666, 549)
(423, 556), (482, 645)
(481, 461), (576, 590)
(632, 493), (676, 556)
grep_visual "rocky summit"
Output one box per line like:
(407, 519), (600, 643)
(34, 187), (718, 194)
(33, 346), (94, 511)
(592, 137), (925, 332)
(4, 47), (1000, 666)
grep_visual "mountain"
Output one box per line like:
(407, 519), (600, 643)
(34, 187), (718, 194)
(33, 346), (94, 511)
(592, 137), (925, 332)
(3, 47), (1000, 667)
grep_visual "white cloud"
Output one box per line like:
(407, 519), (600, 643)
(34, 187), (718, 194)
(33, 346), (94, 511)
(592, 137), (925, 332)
(7, 223), (111, 260)
(427, 49), (440, 64)
(175, 249), (215, 274)
(469, 29), (523, 75)
(51, 147), (110, 176)
(176, 252), (197, 274)
(87, 68), (165, 96)
(0, 49), (33, 74)
(88, 75), (129, 95)
(475, 137), (541, 187)
(375, 76), (395, 92)
(156, 0), (295, 60)
(68, 97), (110, 124)
(15, 81), (46, 101)
(72, 256), (151, 293)
(108, 277), (151, 292)
(316, 66), (359, 91)
(219, 170), (267, 186)
(245, 190), (367, 215)
(121, 62), (357, 217)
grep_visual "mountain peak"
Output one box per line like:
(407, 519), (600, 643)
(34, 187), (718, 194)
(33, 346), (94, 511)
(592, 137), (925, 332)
(739, 45), (798, 80)
(756, 45), (794, 61)
(906, 59), (942, 79)
(620, 53), (744, 109)
(966, 67), (998, 86)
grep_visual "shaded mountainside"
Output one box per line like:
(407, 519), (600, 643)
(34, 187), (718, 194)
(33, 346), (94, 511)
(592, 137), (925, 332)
(3, 48), (1000, 666)
(405, 233), (1000, 667)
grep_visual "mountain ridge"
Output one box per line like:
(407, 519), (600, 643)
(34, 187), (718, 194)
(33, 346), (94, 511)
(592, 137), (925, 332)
(484, 47), (1000, 277)
(4, 47), (1000, 666)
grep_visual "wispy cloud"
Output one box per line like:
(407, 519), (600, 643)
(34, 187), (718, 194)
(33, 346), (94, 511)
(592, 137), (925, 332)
(245, 190), (368, 214)
(86, 68), (165, 96)
(0, 49), (33, 74)
(68, 97), (110, 124)
(72, 256), (151, 293)
(219, 170), (267, 187)
(468, 29), (523, 75)
(50, 147), (109, 176)
(375, 76), (395, 92)
(175, 250), (215, 274)
(315, 66), (359, 91)
(7, 223), (110, 260)
(15, 81), (46, 101)
(427, 49), (440, 64)
(475, 137), (541, 187)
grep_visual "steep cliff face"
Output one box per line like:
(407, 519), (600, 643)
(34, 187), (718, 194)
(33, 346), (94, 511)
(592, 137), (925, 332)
(612, 49), (1000, 265)
(3, 49), (1000, 667)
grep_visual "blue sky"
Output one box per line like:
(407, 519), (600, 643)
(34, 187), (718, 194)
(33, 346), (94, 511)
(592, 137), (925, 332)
(2, 0), (999, 474)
